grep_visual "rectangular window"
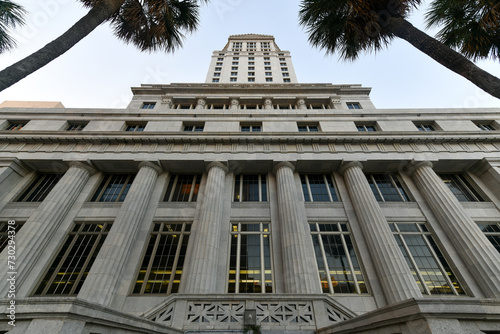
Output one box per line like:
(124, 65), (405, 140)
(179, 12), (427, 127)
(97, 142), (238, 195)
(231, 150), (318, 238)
(212, 78), (220, 82)
(280, 63), (287, 66)
(300, 174), (339, 202)
(5, 122), (26, 131)
(241, 124), (261, 132)
(346, 102), (361, 109)
(265, 78), (273, 82)
(234, 174), (267, 202)
(476, 123), (496, 131)
(216, 62), (223, 66)
(356, 124), (376, 132)
(391, 222), (464, 295)
(281, 67), (288, 71)
(164, 174), (201, 202)
(282, 73), (289, 77)
(249, 57), (254, 61)
(228, 222), (272, 293)
(265, 72), (272, 77)
(35, 222), (112, 295)
(415, 123), (435, 131)
(141, 102), (156, 109)
(215, 67), (222, 71)
(91, 174), (135, 202)
(438, 174), (484, 202)
(248, 62), (255, 65)
(310, 222), (367, 294)
(279, 58), (285, 61)
(232, 42), (242, 50)
(248, 78), (255, 82)
(261, 42), (270, 50)
(126, 124), (145, 132)
(17, 174), (62, 202)
(0, 222), (23, 252)
(230, 78), (237, 82)
(217, 58), (224, 61)
(264, 62), (271, 65)
(233, 57), (239, 60)
(247, 42), (256, 50)
(213, 73), (221, 77)
(133, 222), (191, 294)
(248, 67), (255, 71)
(283, 78), (291, 83)
(366, 174), (410, 202)
(232, 62), (239, 65)
(183, 124), (204, 132)
(265, 67), (271, 71)
(298, 124), (319, 132)
(66, 124), (86, 131)
(231, 72), (238, 76)
(248, 72), (255, 76)
(231, 67), (238, 71)
(477, 222), (500, 253)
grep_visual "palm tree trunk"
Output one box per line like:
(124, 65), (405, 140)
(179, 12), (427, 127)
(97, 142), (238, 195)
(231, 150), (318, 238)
(0, 0), (124, 92)
(387, 17), (500, 100)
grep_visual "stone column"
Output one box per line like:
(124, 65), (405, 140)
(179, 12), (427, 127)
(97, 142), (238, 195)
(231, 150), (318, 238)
(406, 161), (500, 298)
(273, 162), (322, 294)
(183, 161), (229, 293)
(0, 158), (31, 206)
(340, 162), (422, 304)
(0, 161), (96, 295)
(78, 161), (162, 306)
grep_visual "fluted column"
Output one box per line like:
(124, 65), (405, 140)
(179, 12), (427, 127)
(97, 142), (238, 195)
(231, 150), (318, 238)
(79, 161), (162, 306)
(340, 162), (422, 304)
(0, 161), (96, 295)
(183, 161), (228, 293)
(406, 161), (500, 298)
(273, 162), (321, 294)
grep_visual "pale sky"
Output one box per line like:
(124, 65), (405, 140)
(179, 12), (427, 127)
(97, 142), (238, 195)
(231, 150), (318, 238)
(0, 0), (499, 109)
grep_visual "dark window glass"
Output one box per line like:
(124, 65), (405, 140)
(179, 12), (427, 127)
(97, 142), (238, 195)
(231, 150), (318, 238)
(164, 175), (201, 202)
(17, 174), (62, 202)
(439, 174), (484, 202)
(366, 174), (410, 202)
(91, 174), (135, 202)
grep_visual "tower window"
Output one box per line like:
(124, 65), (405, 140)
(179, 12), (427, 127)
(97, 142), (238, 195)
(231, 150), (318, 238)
(240, 124), (261, 132)
(477, 223), (500, 253)
(298, 123), (319, 132)
(126, 124), (145, 132)
(415, 123), (436, 132)
(183, 124), (204, 132)
(346, 102), (361, 109)
(66, 123), (86, 131)
(476, 123), (496, 131)
(141, 102), (156, 109)
(5, 122), (26, 131)
(356, 124), (377, 132)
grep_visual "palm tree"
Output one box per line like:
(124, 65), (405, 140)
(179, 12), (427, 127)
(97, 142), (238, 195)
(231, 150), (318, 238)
(0, 0), (208, 92)
(298, 0), (500, 99)
(425, 0), (499, 61)
(0, 0), (26, 53)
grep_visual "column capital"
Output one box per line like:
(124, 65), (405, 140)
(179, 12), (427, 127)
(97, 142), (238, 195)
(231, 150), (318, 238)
(338, 161), (363, 175)
(138, 161), (163, 174)
(402, 160), (433, 176)
(272, 161), (295, 174)
(206, 161), (229, 174)
(67, 161), (97, 175)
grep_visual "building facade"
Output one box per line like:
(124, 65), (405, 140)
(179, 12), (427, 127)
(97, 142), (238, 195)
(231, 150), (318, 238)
(0, 34), (500, 334)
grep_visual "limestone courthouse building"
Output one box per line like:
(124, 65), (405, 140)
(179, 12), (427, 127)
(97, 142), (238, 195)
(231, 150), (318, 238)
(1, 34), (500, 334)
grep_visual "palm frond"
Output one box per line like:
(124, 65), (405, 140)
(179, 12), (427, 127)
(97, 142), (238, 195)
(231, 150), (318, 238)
(0, 0), (26, 53)
(110, 0), (204, 53)
(299, 0), (421, 60)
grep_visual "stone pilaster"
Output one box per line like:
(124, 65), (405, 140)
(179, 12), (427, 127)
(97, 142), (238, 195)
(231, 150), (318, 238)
(339, 161), (422, 304)
(78, 161), (162, 306)
(0, 161), (96, 295)
(273, 162), (321, 294)
(183, 161), (229, 293)
(406, 161), (500, 298)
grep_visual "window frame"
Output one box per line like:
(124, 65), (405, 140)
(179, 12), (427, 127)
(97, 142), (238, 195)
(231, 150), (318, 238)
(233, 174), (268, 202)
(300, 174), (340, 202)
(16, 173), (62, 202)
(477, 222), (500, 253)
(366, 173), (411, 202)
(91, 174), (135, 202)
(228, 221), (273, 294)
(438, 174), (485, 202)
(297, 123), (320, 132)
(132, 221), (191, 294)
(346, 102), (361, 110)
(163, 174), (201, 202)
(390, 222), (464, 296)
(125, 124), (146, 132)
(240, 124), (262, 132)
(310, 222), (368, 294)
(356, 124), (377, 132)
(183, 124), (204, 132)
(141, 102), (156, 110)
(5, 122), (26, 131)
(415, 123), (436, 132)
(66, 123), (86, 131)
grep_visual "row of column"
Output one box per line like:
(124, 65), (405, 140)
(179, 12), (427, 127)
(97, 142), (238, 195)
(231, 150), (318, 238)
(1, 158), (499, 309)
